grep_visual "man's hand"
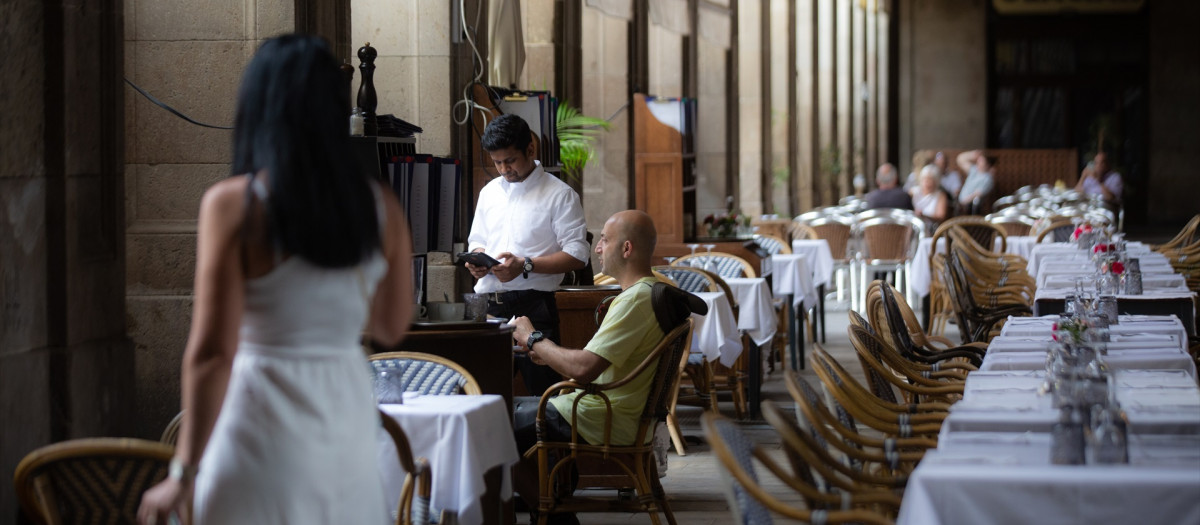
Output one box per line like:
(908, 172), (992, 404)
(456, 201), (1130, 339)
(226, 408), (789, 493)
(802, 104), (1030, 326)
(510, 316), (546, 364)
(492, 252), (525, 282)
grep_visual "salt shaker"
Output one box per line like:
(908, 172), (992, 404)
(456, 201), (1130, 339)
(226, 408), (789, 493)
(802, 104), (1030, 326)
(1050, 405), (1086, 465)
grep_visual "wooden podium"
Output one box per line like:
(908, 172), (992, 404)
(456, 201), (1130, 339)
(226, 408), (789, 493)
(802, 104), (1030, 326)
(633, 93), (695, 244)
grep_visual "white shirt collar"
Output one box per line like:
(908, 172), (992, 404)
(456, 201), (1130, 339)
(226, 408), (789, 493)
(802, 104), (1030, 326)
(499, 161), (544, 194)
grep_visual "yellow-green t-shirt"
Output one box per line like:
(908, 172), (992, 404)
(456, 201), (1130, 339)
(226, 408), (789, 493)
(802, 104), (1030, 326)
(550, 277), (666, 446)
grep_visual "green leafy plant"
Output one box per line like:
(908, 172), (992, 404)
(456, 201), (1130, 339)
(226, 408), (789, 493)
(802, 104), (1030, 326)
(557, 101), (611, 183)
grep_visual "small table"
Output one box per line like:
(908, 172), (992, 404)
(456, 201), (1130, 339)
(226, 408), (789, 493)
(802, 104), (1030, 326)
(791, 239), (835, 342)
(379, 395), (519, 525)
(690, 291), (742, 366)
(768, 254), (817, 371)
(724, 277), (780, 419)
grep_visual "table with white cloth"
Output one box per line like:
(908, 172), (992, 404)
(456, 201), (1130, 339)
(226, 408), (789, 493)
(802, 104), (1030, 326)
(1028, 244), (1197, 334)
(979, 315), (1198, 377)
(724, 277), (780, 419)
(898, 367), (1200, 525)
(768, 254), (818, 372)
(379, 395), (520, 525)
(792, 239), (835, 343)
(689, 291), (742, 367)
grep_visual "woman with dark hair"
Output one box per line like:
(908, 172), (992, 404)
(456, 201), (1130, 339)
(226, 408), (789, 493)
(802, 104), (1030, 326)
(138, 34), (413, 524)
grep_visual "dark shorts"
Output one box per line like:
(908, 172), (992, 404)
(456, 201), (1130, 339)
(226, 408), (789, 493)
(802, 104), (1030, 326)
(513, 396), (581, 454)
(487, 290), (564, 395)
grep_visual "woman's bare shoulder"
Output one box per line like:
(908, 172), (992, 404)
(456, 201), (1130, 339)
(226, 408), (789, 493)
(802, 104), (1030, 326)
(198, 176), (252, 230)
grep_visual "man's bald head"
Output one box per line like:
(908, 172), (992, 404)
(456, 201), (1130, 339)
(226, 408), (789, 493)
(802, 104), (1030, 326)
(610, 210), (657, 260)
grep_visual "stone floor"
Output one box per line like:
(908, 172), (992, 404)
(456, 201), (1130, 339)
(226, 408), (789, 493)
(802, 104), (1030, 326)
(519, 301), (880, 525)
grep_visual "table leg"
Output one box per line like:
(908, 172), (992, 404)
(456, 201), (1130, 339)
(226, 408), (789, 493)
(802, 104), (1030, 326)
(748, 340), (762, 420)
(921, 293), (931, 332)
(818, 283), (827, 343)
(786, 298), (798, 371)
(796, 301), (806, 370)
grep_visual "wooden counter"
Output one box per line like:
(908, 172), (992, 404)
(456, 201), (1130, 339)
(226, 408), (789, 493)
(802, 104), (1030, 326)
(555, 285), (623, 350)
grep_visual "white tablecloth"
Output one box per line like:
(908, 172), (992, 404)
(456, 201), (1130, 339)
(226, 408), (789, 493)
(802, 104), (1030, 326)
(768, 254), (818, 310)
(979, 331), (1197, 377)
(899, 369), (1200, 525)
(379, 395), (519, 525)
(691, 291), (743, 367)
(724, 277), (779, 347)
(790, 239), (835, 288)
(1000, 314), (1190, 354)
(909, 236), (1035, 297)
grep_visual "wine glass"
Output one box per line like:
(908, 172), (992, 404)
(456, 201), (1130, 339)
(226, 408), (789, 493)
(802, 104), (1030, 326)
(663, 256), (678, 266)
(702, 244), (717, 274)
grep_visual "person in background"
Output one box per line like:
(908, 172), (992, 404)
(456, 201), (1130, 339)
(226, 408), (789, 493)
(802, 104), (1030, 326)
(865, 163), (913, 210)
(910, 164), (949, 233)
(934, 151), (962, 199)
(1075, 151), (1123, 211)
(957, 150), (997, 215)
(138, 35), (414, 525)
(465, 113), (589, 395)
(510, 210), (663, 525)
(903, 150), (934, 192)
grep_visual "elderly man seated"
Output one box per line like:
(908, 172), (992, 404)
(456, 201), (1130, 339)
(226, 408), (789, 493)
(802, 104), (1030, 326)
(509, 210), (665, 525)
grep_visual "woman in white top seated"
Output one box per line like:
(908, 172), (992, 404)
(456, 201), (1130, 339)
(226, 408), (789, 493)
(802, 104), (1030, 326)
(910, 164), (949, 234)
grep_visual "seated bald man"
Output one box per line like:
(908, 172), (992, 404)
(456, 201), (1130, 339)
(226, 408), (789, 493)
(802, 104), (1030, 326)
(509, 210), (663, 525)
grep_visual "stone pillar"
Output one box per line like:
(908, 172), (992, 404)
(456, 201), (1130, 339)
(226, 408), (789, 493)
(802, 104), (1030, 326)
(1148, 0), (1200, 225)
(737, 0), (765, 217)
(125, 0), (294, 440)
(1, 0), (128, 521)
(580, 3), (633, 235)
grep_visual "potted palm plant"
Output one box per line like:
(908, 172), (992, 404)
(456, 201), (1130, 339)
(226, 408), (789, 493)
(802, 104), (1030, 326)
(556, 101), (611, 190)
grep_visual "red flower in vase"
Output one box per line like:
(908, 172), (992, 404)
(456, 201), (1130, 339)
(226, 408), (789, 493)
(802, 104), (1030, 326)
(1093, 244), (1108, 254)
(1111, 261), (1125, 275)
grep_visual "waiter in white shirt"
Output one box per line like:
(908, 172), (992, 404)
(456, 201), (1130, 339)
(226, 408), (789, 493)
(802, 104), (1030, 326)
(465, 113), (589, 395)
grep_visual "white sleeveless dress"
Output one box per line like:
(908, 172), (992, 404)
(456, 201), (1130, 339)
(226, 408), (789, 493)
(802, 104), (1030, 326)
(192, 183), (390, 524)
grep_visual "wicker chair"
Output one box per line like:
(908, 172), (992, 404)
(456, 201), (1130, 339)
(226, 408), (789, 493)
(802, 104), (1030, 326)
(752, 234), (792, 255)
(788, 221), (819, 242)
(1153, 214), (1200, 253)
(784, 370), (933, 476)
(1035, 217), (1079, 243)
(526, 320), (693, 525)
(762, 400), (909, 496)
(801, 215), (856, 306)
(369, 351), (482, 396)
(810, 345), (947, 438)
(702, 413), (895, 525)
(159, 411), (183, 447)
(379, 409), (434, 525)
(944, 250), (1033, 344)
(868, 280), (984, 369)
(15, 438), (174, 524)
(853, 212), (923, 311)
(671, 252), (756, 279)
(986, 212), (1035, 237)
(926, 217), (1009, 336)
(846, 325), (965, 405)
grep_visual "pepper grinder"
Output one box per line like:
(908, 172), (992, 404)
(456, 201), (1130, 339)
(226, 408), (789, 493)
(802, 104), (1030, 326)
(356, 42), (378, 136)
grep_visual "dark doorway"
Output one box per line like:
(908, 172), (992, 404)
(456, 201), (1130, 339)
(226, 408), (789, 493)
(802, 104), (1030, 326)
(986, 7), (1148, 224)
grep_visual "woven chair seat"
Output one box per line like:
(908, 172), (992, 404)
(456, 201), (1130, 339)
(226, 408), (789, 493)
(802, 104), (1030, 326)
(370, 352), (481, 397)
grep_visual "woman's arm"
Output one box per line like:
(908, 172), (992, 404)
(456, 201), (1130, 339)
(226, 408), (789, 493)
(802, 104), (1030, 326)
(139, 177), (249, 524)
(932, 192), (949, 221)
(368, 186), (415, 347)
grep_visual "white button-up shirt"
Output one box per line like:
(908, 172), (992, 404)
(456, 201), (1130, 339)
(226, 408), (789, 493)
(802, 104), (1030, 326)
(467, 162), (589, 293)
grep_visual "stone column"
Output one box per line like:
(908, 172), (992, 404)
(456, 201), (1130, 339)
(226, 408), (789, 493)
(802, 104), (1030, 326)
(1, 0), (129, 520)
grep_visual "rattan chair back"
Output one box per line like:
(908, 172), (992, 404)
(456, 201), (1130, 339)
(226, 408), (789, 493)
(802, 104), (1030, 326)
(788, 222), (819, 241)
(1035, 217), (1079, 243)
(753, 234), (791, 255)
(671, 252), (756, 279)
(369, 351), (482, 396)
(14, 438), (173, 525)
(803, 216), (855, 261)
(702, 413), (895, 525)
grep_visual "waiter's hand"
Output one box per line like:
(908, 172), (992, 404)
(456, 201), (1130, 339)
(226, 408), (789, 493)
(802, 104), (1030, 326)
(464, 261), (490, 279)
(492, 252), (524, 282)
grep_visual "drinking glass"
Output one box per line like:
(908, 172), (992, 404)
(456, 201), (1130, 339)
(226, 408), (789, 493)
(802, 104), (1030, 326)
(663, 256), (677, 266)
(702, 244), (718, 274)
(686, 244), (701, 267)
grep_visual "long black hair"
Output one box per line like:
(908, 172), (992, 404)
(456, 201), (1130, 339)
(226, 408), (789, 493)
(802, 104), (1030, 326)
(231, 34), (378, 268)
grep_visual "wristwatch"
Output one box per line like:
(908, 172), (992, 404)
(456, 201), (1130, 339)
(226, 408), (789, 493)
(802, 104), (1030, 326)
(522, 257), (535, 279)
(526, 330), (545, 349)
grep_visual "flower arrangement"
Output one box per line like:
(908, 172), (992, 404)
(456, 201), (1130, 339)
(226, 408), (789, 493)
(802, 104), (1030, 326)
(1072, 223), (1094, 241)
(1092, 243), (1116, 254)
(1100, 259), (1125, 275)
(1052, 317), (1090, 343)
(703, 211), (751, 238)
